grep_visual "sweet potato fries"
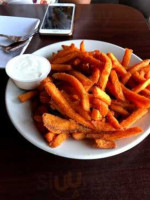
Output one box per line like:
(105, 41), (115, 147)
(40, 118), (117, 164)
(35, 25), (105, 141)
(18, 41), (150, 149)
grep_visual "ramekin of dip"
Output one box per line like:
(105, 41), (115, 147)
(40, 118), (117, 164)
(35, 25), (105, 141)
(5, 54), (51, 90)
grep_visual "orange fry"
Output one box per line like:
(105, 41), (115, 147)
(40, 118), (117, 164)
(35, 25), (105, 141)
(72, 132), (86, 140)
(38, 76), (52, 91)
(52, 72), (90, 111)
(111, 100), (135, 111)
(50, 43), (77, 63)
(70, 70), (93, 91)
(89, 67), (100, 84)
(86, 127), (142, 140)
(95, 139), (116, 149)
(98, 53), (112, 90)
(107, 111), (122, 129)
(110, 104), (129, 116)
(128, 59), (150, 74)
(120, 108), (148, 128)
(121, 72), (132, 85)
(122, 48), (133, 67)
(91, 109), (102, 121)
(90, 97), (109, 117)
(145, 71), (150, 79)
(39, 91), (50, 104)
(110, 70), (125, 101)
(18, 91), (37, 103)
(140, 89), (150, 98)
(107, 52), (127, 75)
(80, 41), (86, 52)
(51, 64), (72, 71)
(45, 132), (56, 143)
(81, 52), (102, 68)
(92, 86), (111, 105)
(52, 51), (79, 64)
(121, 84), (150, 108)
(50, 133), (69, 148)
(132, 71), (146, 83)
(92, 121), (115, 131)
(132, 79), (150, 93)
(43, 113), (91, 134)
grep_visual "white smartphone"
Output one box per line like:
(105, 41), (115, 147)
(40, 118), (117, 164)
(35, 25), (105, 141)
(39, 3), (75, 36)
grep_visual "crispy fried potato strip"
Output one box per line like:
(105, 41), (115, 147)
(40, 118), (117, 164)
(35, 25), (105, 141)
(43, 113), (91, 134)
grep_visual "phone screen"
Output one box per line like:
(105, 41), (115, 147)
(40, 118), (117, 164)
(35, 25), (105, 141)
(41, 6), (73, 30)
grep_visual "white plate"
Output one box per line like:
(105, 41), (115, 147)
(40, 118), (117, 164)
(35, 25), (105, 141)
(5, 40), (150, 159)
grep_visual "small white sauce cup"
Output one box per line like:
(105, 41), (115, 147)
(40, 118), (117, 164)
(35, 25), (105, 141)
(5, 54), (51, 90)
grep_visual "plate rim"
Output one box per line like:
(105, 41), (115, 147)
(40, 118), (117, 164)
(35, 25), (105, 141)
(5, 39), (150, 160)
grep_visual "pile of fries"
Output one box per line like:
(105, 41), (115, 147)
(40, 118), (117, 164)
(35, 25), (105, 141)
(18, 41), (150, 149)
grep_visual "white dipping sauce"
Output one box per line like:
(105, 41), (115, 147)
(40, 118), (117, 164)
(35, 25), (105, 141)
(6, 54), (51, 90)
(12, 55), (43, 80)
(9, 54), (50, 81)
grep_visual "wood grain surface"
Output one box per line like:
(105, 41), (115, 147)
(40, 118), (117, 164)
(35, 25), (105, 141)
(0, 4), (150, 200)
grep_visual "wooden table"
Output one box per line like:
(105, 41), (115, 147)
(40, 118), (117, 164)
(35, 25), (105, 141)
(0, 4), (150, 200)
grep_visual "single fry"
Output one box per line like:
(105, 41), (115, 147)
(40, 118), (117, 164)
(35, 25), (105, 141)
(86, 127), (142, 140)
(128, 59), (150, 74)
(120, 108), (148, 128)
(106, 81), (116, 97)
(91, 109), (102, 121)
(107, 52), (127, 75)
(122, 48), (133, 67)
(52, 51), (79, 64)
(89, 67), (100, 84)
(95, 139), (116, 149)
(45, 132), (56, 143)
(50, 43), (77, 63)
(140, 89), (150, 98)
(70, 70), (93, 91)
(18, 91), (37, 103)
(43, 113), (91, 134)
(90, 97), (109, 117)
(92, 121), (115, 131)
(132, 79), (150, 93)
(98, 53), (112, 91)
(121, 84), (150, 108)
(80, 41), (85, 52)
(81, 52), (102, 68)
(132, 71), (146, 83)
(111, 100), (135, 111)
(39, 91), (50, 104)
(38, 76), (52, 91)
(92, 86), (111, 105)
(50, 133), (69, 148)
(145, 71), (150, 79)
(110, 70), (125, 101)
(121, 72), (132, 85)
(107, 111), (122, 129)
(110, 104), (129, 116)
(51, 64), (73, 71)
(72, 132), (86, 140)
